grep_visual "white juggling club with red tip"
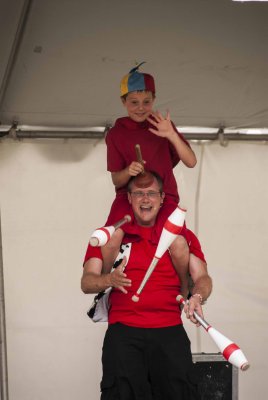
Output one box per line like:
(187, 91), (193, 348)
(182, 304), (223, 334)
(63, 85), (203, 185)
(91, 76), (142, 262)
(89, 215), (131, 247)
(132, 205), (186, 302)
(176, 295), (250, 371)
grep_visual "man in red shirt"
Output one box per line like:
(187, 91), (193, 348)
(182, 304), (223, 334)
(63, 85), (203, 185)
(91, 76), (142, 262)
(81, 173), (212, 400)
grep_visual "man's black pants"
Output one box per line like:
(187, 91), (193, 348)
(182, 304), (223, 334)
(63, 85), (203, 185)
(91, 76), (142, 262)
(100, 323), (200, 400)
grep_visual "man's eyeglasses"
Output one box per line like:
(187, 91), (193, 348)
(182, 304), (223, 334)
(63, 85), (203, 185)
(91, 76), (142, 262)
(130, 191), (161, 199)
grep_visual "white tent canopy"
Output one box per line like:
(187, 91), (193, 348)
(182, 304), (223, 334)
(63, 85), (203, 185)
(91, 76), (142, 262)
(0, 0), (268, 132)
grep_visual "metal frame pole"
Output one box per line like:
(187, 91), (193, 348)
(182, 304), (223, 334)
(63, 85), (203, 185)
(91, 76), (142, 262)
(0, 0), (33, 112)
(0, 210), (9, 400)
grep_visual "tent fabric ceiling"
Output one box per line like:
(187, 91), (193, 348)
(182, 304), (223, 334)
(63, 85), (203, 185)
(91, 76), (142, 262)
(0, 0), (268, 131)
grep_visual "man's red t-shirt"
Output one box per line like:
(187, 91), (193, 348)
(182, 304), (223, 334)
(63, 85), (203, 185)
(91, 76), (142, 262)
(108, 227), (182, 328)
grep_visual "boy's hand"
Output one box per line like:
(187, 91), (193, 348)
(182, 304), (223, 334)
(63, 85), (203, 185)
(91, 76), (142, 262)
(147, 110), (176, 139)
(128, 161), (145, 176)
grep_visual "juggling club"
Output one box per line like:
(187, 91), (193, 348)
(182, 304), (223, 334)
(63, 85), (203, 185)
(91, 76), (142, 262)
(135, 144), (145, 170)
(89, 215), (131, 247)
(132, 205), (186, 302)
(176, 295), (250, 371)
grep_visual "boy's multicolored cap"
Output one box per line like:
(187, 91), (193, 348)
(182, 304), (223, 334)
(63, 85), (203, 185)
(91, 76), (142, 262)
(120, 62), (155, 97)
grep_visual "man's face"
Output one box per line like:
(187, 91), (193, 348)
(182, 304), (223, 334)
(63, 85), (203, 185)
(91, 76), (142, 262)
(128, 178), (165, 226)
(122, 91), (154, 123)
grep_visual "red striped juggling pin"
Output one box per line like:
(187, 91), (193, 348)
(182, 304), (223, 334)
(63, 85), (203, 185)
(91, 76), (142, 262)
(132, 205), (186, 302)
(177, 295), (250, 371)
(89, 215), (131, 247)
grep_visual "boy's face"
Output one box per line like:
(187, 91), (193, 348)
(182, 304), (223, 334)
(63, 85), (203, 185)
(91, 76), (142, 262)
(122, 91), (155, 123)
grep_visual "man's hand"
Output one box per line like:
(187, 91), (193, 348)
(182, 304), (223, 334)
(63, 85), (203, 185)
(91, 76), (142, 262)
(108, 257), (132, 294)
(184, 295), (204, 326)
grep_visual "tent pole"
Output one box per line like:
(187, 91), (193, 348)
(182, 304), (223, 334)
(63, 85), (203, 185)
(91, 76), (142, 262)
(1, 126), (268, 141)
(0, 210), (9, 400)
(0, 0), (33, 111)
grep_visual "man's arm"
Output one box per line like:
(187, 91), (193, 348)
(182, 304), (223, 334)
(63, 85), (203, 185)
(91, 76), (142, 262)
(81, 256), (132, 294)
(189, 254), (212, 302)
(184, 254), (213, 324)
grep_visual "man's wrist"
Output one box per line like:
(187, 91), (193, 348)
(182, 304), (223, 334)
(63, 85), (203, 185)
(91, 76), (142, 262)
(191, 293), (205, 305)
(103, 273), (112, 289)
